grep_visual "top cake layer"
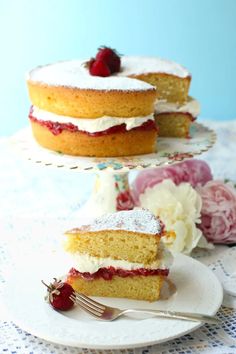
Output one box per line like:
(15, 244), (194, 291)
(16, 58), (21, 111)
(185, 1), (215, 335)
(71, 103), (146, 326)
(65, 209), (166, 264)
(27, 56), (191, 118)
(27, 59), (157, 118)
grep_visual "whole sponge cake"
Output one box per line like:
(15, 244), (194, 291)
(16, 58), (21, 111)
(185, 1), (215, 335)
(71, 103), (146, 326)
(64, 209), (173, 301)
(26, 50), (198, 155)
(27, 59), (157, 157)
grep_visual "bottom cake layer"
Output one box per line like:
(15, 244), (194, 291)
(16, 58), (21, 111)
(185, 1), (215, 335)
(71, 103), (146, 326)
(155, 112), (194, 138)
(30, 120), (157, 157)
(67, 273), (164, 301)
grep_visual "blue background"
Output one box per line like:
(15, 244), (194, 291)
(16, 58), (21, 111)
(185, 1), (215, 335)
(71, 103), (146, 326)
(1, 0), (236, 136)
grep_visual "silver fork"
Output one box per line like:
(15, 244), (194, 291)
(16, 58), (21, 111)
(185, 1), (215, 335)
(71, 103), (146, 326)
(70, 292), (220, 324)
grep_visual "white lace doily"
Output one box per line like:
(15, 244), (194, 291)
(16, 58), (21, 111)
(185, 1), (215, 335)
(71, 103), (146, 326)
(0, 119), (236, 354)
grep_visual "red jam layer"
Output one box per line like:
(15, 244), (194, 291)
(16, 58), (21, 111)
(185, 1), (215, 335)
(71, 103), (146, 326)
(68, 266), (169, 281)
(29, 113), (157, 137)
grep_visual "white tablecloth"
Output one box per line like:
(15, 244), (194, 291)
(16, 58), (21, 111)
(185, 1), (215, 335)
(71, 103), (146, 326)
(0, 120), (236, 354)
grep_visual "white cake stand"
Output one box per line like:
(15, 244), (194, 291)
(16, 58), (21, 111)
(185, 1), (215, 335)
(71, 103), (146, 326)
(11, 123), (216, 217)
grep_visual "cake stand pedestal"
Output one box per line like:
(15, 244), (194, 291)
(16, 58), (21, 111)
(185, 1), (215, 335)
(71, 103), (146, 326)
(78, 171), (132, 217)
(11, 123), (216, 218)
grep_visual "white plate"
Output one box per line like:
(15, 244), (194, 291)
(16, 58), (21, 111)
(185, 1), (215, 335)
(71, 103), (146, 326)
(2, 254), (223, 349)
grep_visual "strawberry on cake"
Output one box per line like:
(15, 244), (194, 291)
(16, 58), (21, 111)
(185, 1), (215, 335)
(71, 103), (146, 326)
(64, 209), (173, 301)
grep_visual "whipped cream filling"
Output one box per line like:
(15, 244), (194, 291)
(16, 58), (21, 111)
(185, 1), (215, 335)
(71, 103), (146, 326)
(154, 97), (200, 118)
(31, 106), (154, 133)
(70, 245), (173, 274)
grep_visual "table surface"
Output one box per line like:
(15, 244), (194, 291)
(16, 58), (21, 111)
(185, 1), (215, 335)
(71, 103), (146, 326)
(0, 119), (236, 354)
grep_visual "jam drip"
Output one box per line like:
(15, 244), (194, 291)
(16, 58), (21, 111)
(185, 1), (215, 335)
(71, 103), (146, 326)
(29, 113), (157, 137)
(69, 266), (169, 281)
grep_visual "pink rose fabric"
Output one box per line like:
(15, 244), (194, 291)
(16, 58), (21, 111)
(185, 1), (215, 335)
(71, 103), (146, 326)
(116, 190), (134, 211)
(132, 159), (213, 204)
(197, 181), (236, 244)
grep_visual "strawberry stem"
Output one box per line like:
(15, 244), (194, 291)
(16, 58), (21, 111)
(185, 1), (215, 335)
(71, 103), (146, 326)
(41, 280), (52, 291)
(97, 46), (122, 57)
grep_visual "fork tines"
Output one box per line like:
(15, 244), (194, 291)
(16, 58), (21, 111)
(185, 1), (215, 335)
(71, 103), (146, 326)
(70, 292), (105, 318)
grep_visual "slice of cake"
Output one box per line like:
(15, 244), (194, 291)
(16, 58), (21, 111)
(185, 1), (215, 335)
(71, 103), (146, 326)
(119, 56), (191, 103)
(154, 97), (200, 138)
(64, 209), (173, 301)
(118, 56), (199, 138)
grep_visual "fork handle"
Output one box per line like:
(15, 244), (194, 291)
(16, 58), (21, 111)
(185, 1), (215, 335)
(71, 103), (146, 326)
(123, 309), (220, 324)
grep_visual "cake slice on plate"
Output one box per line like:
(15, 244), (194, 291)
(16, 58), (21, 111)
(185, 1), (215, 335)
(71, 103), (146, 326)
(64, 209), (173, 301)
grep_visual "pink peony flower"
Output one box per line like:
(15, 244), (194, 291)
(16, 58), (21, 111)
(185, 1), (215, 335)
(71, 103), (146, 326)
(197, 181), (236, 244)
(132, 159), (213, 205)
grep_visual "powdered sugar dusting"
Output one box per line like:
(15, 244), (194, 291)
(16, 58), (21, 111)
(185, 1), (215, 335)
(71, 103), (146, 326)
(119, 56), (190, 78)
(27, 55), (190, 90)
(27, 60), (155, 92)
(87, 209), (163, 235)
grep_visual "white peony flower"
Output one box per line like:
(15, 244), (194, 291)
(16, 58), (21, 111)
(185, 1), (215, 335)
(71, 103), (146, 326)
(139, 179), (213, 254)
